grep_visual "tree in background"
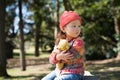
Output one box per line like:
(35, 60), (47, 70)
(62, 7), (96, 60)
(5, 0), (17, 59)
(18, 0), (26, 71)
(0, 0), (10, 77)
(111, 0), (120, 59)
(63, 0), (73, 11)
(28, 0), (56, 53)
(33, 0), (43, 57)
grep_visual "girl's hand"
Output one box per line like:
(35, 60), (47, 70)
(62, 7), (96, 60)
(56, 50), (74, 62)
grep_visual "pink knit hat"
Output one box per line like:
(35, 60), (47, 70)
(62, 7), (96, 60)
(59, 11), (82, 30)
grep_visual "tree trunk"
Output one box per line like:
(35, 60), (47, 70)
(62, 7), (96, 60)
(34, 0), (43, 57)
(56, 0), (59, 28)
(35, 22), (40, 57)
(54, 0), (59, 39)
(0, 0), (9, 77)
(113, 12), (120, 35)
(18, 0), (26, 71)
(112, 0), (120, 59)
(63, 0), (74, 11)
(113, 15), (120, 59)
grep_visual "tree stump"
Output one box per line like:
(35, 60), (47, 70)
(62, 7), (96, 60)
(84, 71), (100, 80)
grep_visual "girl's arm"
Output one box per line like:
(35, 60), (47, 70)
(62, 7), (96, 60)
(49, 46), (74, 64)
(49, 46), (60, 64)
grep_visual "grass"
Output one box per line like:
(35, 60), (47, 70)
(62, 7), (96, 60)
(5, 48), (52, 80)
(1, 48), (120, 80)
(6, 65), (52, 80)
(13, 47), (50, 58)
(85, 59), (120, 80)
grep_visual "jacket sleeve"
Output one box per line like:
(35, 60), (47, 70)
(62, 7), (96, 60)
(73, 37), (85, 56)
(73, 37), (84, 50)
(49, 46), (60, 64)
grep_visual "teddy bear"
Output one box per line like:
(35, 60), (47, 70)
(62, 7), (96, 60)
(56, 39), (70, 70)
(56, 39), (70, 69)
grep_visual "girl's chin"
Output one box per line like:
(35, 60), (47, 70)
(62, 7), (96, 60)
(71, 35), (79, 38)
(67, 34), (79, 38)
(73, 34), (79, 37)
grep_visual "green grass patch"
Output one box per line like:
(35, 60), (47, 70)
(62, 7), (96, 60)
(6, 48), (51, 80)
(13, 48), (50, 58)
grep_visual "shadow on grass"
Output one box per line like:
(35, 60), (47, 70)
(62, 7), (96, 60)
(86, 59), (120, 71)
(3, 73), (50, 80)
(4, 75), (35, 80)
(36, 65), (55, 80)
(85, 59), (120, 80)
(14, 52), (34, 57)
(35, 73), (47, 80)
(91, 71), (120, 80)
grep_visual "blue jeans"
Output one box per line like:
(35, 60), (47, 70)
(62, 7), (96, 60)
(41, 70), (82, 80)
(54, 74), (82, 80)
(41, 71), (56, 80)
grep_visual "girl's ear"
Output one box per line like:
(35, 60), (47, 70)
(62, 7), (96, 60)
(62, 29), (65, 33)
(61, 27), (66, 33)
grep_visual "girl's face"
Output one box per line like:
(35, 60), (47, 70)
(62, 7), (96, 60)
(63, 20), (81, 39)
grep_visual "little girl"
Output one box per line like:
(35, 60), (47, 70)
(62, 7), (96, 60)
(42, 11), (85, 80)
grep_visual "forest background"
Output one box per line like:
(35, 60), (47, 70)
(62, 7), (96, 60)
(0, 0), (120, 80)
